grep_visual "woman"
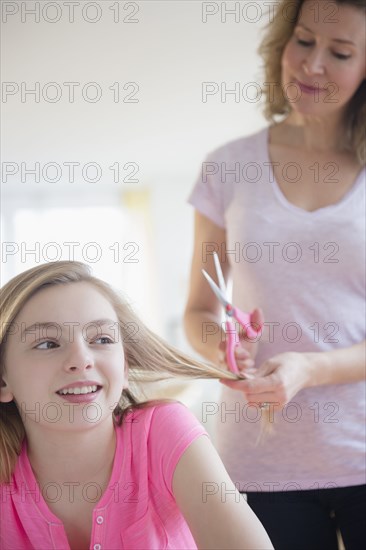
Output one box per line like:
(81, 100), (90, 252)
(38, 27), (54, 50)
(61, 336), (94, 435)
(184, 0), (365, 548)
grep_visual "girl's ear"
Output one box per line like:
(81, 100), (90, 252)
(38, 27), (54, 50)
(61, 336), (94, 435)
(0, 377), (14, 403)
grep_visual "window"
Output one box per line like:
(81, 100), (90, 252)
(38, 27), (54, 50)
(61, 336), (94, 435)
(1, 190), (159, 331)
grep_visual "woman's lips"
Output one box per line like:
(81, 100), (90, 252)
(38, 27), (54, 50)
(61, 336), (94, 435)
(295, 79), (326, 94)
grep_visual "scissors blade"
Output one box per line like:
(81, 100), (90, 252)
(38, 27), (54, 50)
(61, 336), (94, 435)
(213, 252), (226, 294)
(202, 269), (231, 309)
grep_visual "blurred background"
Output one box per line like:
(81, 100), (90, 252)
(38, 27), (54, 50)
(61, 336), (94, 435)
(1, 0), (269, 436)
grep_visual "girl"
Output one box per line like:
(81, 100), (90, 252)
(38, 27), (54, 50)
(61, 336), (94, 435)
(184, 0), (365, 548)
(0, 261), (273, 550)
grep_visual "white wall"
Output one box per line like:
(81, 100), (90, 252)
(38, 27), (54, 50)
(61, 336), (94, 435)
(1, 0), (269, 358)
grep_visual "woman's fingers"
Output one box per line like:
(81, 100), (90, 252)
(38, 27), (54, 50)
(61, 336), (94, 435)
(235, 347), (251, 360)
(219, 379), (282, 408)
(235, 347), (254, 370)
(218, 342), (252, 366)
(220, 372), (277, 394)
(250, 307), (264, 334)
(219, 378), (251, 391)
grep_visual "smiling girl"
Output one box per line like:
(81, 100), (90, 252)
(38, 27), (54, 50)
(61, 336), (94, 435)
(0, 261), (273, 550)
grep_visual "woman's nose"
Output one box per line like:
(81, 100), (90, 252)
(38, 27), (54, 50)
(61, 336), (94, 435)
(63, 341), (93, 372)
(303, 50), (325, 76)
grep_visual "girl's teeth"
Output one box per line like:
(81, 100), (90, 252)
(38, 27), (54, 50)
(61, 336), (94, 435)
(59, 385), (98, 395)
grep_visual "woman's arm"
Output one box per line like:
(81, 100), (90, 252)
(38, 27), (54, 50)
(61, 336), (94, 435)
(306, 339), (366, 386)
(184, 211), (229, 363)
(172, 435), (274, 550)
(184, 210), (262, 370)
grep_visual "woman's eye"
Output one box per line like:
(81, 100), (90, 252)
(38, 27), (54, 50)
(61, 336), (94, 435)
(35, 341), (58, 350)
(333, 52), (351, 60)
(296, 37), (351, 60)
(297, 39), (313, 47)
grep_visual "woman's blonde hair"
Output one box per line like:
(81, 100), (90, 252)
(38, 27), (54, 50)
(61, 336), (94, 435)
(0, 261), (238, 483)
(259, 0), (366, 164)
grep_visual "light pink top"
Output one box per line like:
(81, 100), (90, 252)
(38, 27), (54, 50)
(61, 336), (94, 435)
(189, 127), (366, 491)
(0, 402), (207, 549)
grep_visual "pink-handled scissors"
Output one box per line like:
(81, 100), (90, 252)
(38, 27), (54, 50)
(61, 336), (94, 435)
(202, 252), (261, 376)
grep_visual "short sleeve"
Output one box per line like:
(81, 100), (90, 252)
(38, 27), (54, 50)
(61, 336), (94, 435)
(148, 402), (209, 497)
(188, 151), (226, 228)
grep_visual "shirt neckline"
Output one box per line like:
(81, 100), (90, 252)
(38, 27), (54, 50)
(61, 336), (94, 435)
(18, 420), (123, 524)
(263, 126), (365, 217)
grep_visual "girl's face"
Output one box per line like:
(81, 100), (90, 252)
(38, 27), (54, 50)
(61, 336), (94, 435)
(281, 0), (365, 119)
(1, 282), (126, 432)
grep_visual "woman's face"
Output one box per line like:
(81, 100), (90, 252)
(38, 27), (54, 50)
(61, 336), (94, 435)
(1, 282), (127, 432)
(281, 0), (365, 119)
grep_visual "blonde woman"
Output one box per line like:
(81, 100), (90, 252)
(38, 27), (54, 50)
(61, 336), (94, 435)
(185, 0), (365, 548)
(0, 261), (273, 550)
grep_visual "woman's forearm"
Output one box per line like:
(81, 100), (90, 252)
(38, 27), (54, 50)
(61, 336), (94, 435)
(305, 340), (366, 387)
(184, 309), (224, 364)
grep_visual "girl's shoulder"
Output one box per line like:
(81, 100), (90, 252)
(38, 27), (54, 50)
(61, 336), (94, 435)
(121, 400), (203, 432)
(116, 401), (208, 492)
(117, 400), (208, 455)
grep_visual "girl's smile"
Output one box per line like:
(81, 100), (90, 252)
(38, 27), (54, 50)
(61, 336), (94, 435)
(55, 381), (103, 403)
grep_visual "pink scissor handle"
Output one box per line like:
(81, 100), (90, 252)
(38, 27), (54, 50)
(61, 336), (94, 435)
(233, 307), (262, 340)
(225, 320), (240, 375)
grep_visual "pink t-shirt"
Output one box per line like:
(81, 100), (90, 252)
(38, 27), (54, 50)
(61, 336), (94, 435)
(0, 402), (207, 549)
(189, 126), (366, 491)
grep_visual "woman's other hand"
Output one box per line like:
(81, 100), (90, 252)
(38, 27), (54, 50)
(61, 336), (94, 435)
(220, 351), (313, 409)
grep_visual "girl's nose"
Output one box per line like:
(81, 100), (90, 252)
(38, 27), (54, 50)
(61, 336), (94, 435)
(63, 341), (94, 372)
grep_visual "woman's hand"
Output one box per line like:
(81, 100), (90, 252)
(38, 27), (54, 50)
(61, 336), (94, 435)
(220, 351), (313, 410)
(218, 308), (264, 378)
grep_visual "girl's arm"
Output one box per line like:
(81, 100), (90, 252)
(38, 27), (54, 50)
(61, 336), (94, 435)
(172, 435), (274, 550)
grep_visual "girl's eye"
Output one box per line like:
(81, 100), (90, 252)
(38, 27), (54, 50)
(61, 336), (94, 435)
(94, 336), (114, 345)
(35, 341), (58, 350)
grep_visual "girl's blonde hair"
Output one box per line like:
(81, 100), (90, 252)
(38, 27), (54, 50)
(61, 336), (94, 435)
(259, 0), (366, 165)
(0, 261), (238, 483)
